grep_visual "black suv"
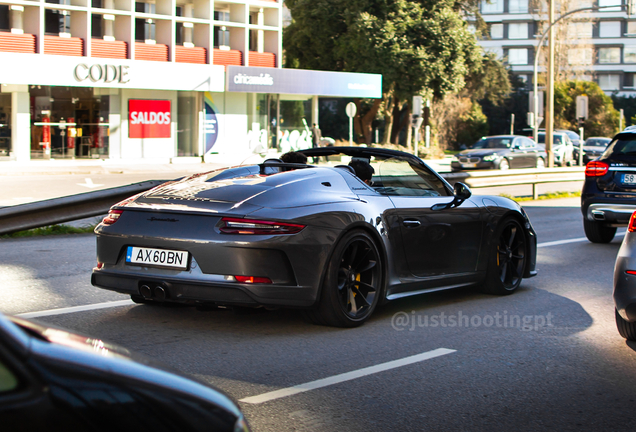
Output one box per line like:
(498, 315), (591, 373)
(582, 128), (636, 242)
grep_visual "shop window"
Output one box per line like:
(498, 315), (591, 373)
(599, 21), (621, 38)
(490, 23), (503, 39)
(598, 47), (621, 64)
(0, 94), (11, 158)
(507, 48), (528, 65)
(177, 93), (198, 157)
(625, 46), (636, 63)
(598, 74), (620, 90)
(45, 9), (71, 35)
(0, 5), (9, 31)
(508, 0), (528, 13)
(508, 23), (528, 39)
(29, 86), (110, 159)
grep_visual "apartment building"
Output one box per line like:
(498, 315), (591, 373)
(0, 0), (381, 162)
(475, 0), (636, 96)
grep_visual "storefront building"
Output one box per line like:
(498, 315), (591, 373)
(0, 0), (381, 163)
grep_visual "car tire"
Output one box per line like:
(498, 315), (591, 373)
(499, 158), (510, 170)
(482, 218), (527, 295)
(583, 218), (616, 243)
(536, 157), (545, 169)
(615, 308), (636, 341)
(304, 230), (382, 327)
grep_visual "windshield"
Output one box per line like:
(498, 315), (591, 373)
(310, 152), (451, 197)
(586, 138), (610, 147)
(472, 137), (513, 149)
(537, 134), (563, 145)
(563, 131), (579, 140)
(602, 137), (636, 158)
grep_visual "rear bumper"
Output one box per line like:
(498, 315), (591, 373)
(91, 270), (318, 308)
(585, 203), (636, 225)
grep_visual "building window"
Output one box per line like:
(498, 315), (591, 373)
(135, 2), (156, 42)
(482, 0), (504, 14)
(92, 13), (103, 38)
(508, 48), (528, 65)
(44, 9), (71, 35)
(490, 23), (504, 39)
(508, 0), (528, 13)
(214, 26), (230, 48)
(214, 11), (230, 21)
(598, 74), (620, 90)
(0, 5), (9, 31)
(629, 22), (636, 35)
(486, 47), (504, 59)
(508, 23), (528, 39)
(599, 21), (621, 38)
(625, 46), (636, 63)
(598, 47), (621, 64)
(567, 22), (593, 39)
(568, 48), (593, 65)
(598, 0), (622, 12)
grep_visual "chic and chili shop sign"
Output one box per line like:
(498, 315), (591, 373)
(128, 100), (171, 139)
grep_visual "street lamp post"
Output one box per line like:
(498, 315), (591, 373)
(532, 3), (630, 166)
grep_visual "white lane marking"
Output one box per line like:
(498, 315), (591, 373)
(16, 300), (134, 319)
(77, 178), (104, 188)
(239, 348), (456, 405)
(538, 231), (626, 248)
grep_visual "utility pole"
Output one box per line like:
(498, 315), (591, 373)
(546, 0), (555, 168)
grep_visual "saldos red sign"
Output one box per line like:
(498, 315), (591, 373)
(129, 99), (171, 139)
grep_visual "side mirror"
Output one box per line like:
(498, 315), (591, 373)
(432, 182), (472, 211)
(454, 182), (472, 200)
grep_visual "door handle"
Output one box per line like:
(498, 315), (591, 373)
(402, 219), (421, 228)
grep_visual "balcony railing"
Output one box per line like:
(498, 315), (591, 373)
(213, 48), (243, 66)
(0, 32), (36, 54)
(175, 46), (207, 64)
(134, 43), (169, 62)
(249, 51), (276, 68)
(91, 39), (128, 59)
(43, 36), (84, 57)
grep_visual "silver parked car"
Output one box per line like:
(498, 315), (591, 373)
(613, 211), (636, 340)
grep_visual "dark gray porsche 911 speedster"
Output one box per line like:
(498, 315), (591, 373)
(92, 147), (537, 327)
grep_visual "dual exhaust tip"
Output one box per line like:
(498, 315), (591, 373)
(140, 284), (167, 301)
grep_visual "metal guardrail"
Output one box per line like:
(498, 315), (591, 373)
(440, 167), (585, 199)
(0, 180), (167, 236)
(0, 167), (585, 236)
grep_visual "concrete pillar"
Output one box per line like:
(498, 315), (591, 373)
(11, 90), (31, 162)
(312, 95), (319, 128)
(109, 93), (121, 159)
(257, 8), (264, 53)
(10, 6), (24, 34)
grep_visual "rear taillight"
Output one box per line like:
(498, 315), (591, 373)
(585, 161), (609, 177)
(102, 209), (123, 225)
(219, 217), (305, 235)
(629, 211), (636, 232)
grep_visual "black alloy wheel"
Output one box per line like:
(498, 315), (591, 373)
(304, 230), (382, 327)
(483, 218), (527, 295)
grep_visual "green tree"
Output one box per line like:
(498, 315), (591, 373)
(554, 81), (619, 138)
(284, 0), (483, 145)
(611, 95), (636, 128)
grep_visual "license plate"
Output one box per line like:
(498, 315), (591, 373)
(462, 163), (477, 168)
(623, 174), (636, 184)
(125, 246), (189, 269)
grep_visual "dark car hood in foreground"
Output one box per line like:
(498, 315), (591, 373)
(126, 165), (361, 213)
(2, 314), (244, 422)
